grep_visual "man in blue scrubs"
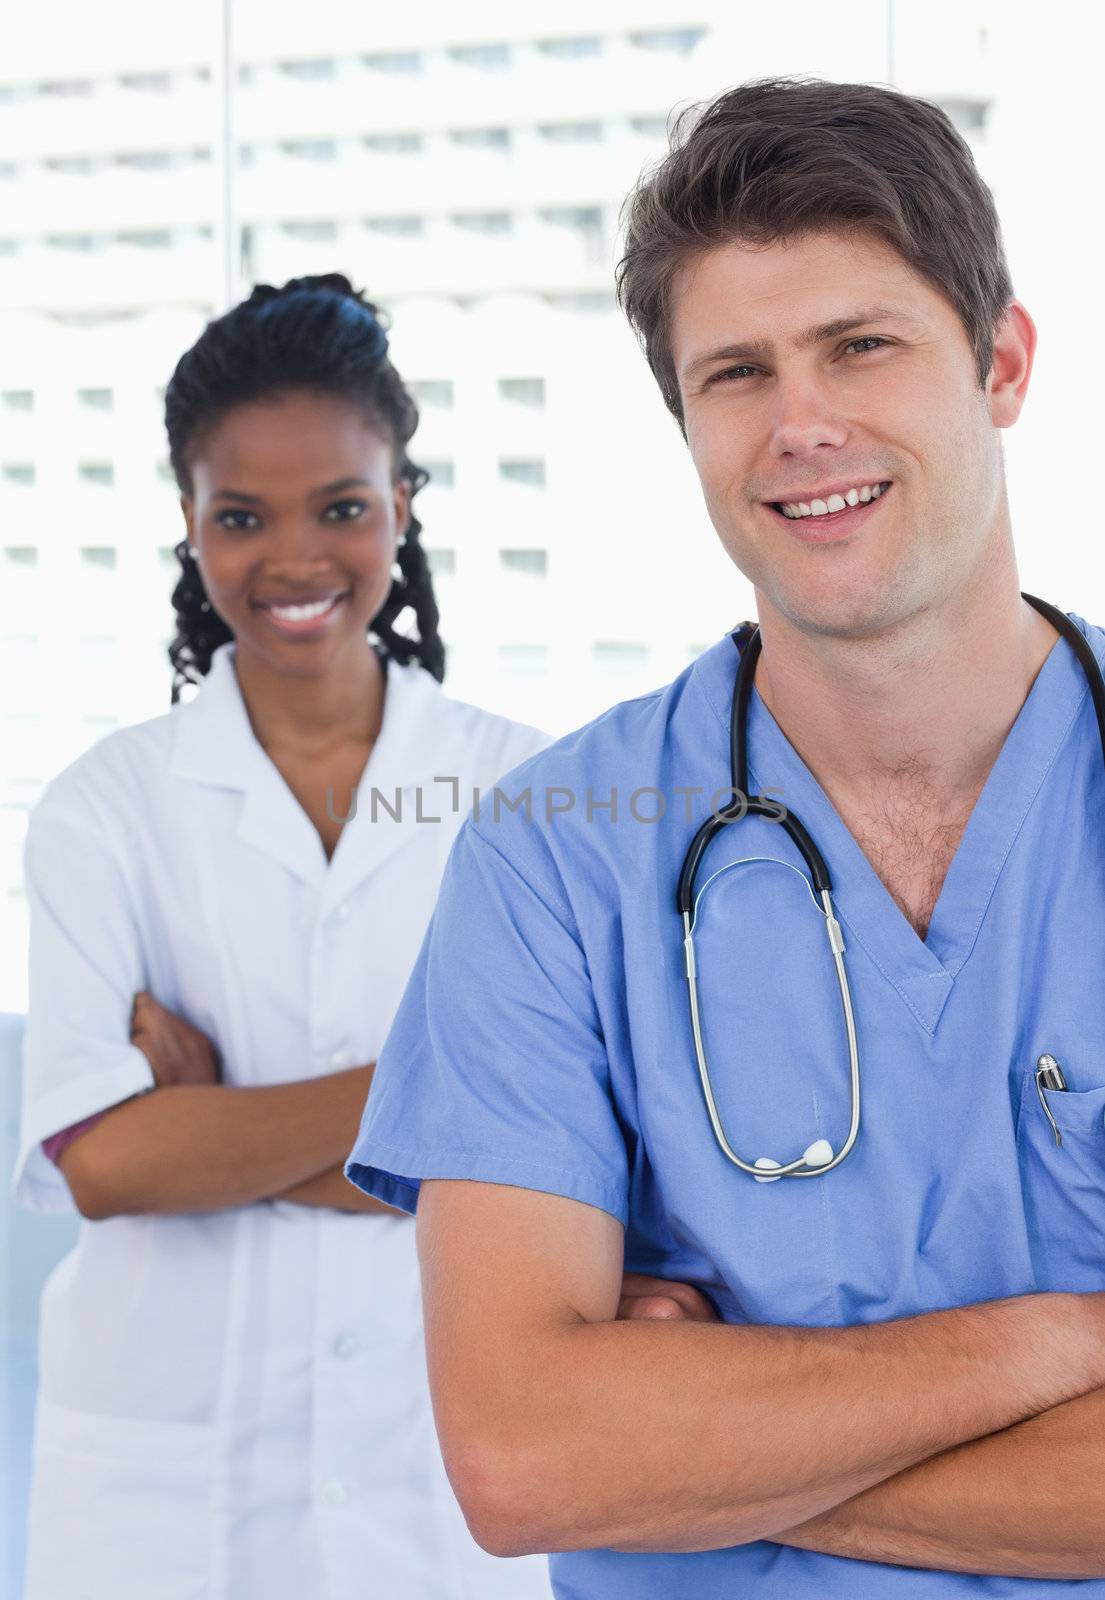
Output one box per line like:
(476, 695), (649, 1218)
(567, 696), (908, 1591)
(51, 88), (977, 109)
(347, 77), (1105, 1593)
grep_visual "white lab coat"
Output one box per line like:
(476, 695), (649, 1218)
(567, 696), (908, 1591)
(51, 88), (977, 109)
(13, 641), (554, 1600)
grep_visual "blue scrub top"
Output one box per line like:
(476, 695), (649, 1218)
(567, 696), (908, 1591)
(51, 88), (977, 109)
(348, 613), (1105, 1598)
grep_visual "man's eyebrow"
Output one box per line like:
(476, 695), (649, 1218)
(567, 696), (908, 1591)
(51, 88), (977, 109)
(682, 307), (923, 383)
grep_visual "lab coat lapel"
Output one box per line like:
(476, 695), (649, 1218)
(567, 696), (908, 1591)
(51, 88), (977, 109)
(168, 643), (327, 891)
(321, 659), (459, 914)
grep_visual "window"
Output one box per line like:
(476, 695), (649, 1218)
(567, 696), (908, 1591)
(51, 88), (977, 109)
(0, 239), (19, 256)
(628, 27), (706, 53)
(45, 155), (98, 175)
(38, 79), (93, 98)
(536, 36), (602, 59)
(280, 220), (338, 242)
(78, 387), (113, 412)
(280, 139), (337, 162)
(0, 162), (16, 179)
(365, 215), (424, 238)
(499, 459), (545, 487)
(448, 43), (510, 69)
(451, 212), (512, 235)
(78, 635), (118, 670)
(537, 121), (603, 144)
(541, 206), (603, 234)
(116, 150), (175, 172)
(363, 51), (422, 74)
(547, 291), (612, 313)
(364, 133), (422, 155)
(80, 546), (117, 570)
(117, 230), (173, 249)
(449, 127), (510, 150)
(47, 233), (99, 253)
(2, 464), (35, 486)
(426, 548), (456, 576)
(629, 115), (669, 139)
(1, 390), (32, 413)
(2, 547), (37, 568)
(423, 460), (455, 489)
(499, 548), (547, 576)
(592, 642), (650, 671)
(498, 377), (545, 406)
(940, 97), (989, 132)
(408, 380), (454, 408)
(78, 462), (114, 486)
(278, 58), (336, 80)
(118, 71), (172, 91)
(158, 545), (182, 570)
(156, 460), (176, 483)
(498, 643), (549, 677)
(0, 635), (39, 666)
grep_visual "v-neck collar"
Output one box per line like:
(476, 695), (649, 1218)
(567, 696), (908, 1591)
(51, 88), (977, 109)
(169, 642), (466, 903)
(693, 613), (1100, 1034)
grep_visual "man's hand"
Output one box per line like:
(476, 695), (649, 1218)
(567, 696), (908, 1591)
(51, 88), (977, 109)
(130, 990), (222, 1087)
(616, 1272), (719, 1322)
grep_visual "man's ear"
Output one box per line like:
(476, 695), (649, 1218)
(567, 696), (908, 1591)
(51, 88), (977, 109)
(988, 299), (1037, 429)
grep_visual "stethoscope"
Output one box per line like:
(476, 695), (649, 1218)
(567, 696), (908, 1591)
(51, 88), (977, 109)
(677, 592), (1105, 1182)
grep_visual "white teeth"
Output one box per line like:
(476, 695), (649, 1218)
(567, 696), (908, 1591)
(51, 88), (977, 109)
(269, 597), (337, 621)
(777, 482), (889, 518)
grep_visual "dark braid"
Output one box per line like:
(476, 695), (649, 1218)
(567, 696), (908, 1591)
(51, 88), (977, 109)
(163, 272), (445, 703)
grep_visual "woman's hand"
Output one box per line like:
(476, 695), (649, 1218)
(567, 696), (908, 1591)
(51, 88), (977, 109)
(616, 1272), (720, 1322)
(130, 990), (222, 1087)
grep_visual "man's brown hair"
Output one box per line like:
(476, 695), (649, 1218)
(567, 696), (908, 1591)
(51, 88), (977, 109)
(615, 77), (1013, 430)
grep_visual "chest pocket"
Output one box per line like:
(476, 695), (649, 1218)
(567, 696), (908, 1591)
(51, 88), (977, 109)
(1017, 1067), (1105, 1291)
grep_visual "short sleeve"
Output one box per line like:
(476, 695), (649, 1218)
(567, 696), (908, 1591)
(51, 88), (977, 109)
(345, 818), (629, 1225)
(12, 789), (154, 1212)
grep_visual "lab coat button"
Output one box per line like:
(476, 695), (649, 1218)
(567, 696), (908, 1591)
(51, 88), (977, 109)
(328, 1048), (350, 1069)
(334, 902), (351, 923)
(332, 1332), (360, 1360)
(319, 1479), (349, 1507)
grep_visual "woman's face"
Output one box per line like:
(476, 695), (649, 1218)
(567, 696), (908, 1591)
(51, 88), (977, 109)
(181, 389), (410, 681)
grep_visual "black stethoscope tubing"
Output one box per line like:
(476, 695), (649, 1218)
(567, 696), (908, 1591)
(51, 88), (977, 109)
(675, 591), (1105, 1180)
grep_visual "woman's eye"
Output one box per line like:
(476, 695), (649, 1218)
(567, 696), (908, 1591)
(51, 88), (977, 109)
(214, 508), (259, 531)
(322, 499), (368, 522)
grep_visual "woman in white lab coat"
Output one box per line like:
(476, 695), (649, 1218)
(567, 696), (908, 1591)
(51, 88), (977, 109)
(12, 274), (561, 1599)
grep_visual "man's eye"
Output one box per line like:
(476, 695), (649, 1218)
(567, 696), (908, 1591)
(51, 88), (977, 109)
(712, 365), (757, 384)
(214, 509), (259, 531)
(323, 499), (368, 522)
(845, 336), (888, 355)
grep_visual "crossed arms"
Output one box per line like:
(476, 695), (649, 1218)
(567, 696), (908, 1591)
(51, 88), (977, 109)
(417, 1180), (1105, 1579)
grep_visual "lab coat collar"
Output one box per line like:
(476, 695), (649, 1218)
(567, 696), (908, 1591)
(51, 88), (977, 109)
(169, 642), (465, 897)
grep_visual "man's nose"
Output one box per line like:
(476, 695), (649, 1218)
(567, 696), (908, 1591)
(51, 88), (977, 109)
(766, 372), (849, 459)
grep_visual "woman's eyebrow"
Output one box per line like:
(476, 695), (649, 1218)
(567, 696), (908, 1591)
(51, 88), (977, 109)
(213, 487), (264, 504)
(315, 476), (372, 496)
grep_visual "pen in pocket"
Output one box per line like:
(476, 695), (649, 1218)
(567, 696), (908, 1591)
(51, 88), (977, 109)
(1035, 1053), (1068, 1148)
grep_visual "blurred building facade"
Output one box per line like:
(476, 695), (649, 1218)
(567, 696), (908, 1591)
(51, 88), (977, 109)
(0, 0), (1041, 1010)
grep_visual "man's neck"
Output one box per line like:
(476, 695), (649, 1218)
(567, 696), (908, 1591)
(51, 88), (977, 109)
(751, 581), (1061, 813)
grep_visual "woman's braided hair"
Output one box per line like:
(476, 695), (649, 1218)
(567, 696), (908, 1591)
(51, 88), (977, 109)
(163, 272), (444, 703)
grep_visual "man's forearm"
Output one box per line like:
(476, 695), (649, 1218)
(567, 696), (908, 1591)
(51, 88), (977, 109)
(773, 1384), (1105, 1579)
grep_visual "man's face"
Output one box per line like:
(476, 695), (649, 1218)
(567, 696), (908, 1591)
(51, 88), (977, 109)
(670, 228), (1026, 640)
